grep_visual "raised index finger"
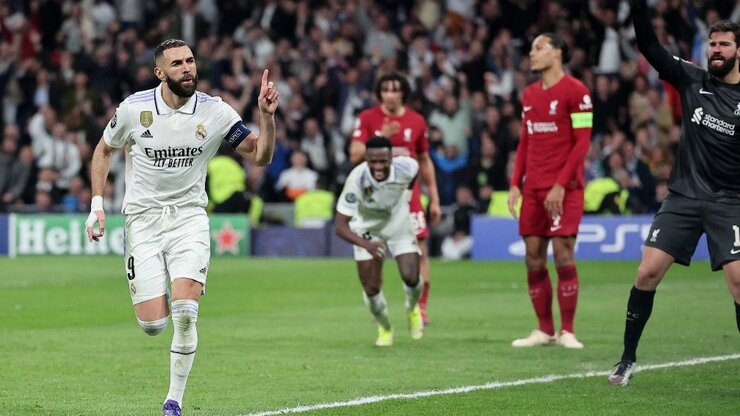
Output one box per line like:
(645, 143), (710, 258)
(261, 69), (269, 87)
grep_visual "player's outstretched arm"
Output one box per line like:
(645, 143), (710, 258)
(237, 69), (278, 166)
(418, 151), (441, 226)
(86, 138), (115, 242)
(629, 0), (679, 78)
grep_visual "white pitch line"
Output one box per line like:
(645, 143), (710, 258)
(241, 353), (740, 416)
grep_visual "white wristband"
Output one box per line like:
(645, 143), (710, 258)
(91, 195), (104, 211)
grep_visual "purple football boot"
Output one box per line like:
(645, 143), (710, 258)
(163, 400), (181, 416)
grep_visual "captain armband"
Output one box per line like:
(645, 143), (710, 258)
(570, 112), (593, 129)
(224, 121), (252, 149)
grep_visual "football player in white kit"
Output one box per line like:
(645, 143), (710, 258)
(335, 135), (425, 347)
(84, 39), (279, 416)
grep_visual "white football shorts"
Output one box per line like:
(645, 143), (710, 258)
(123, 207), (210, 305)
(351, 218), (420, 261)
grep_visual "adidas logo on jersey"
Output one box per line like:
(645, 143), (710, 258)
(140, 129), (153, 138)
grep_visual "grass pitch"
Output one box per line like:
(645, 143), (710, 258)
(0, 256), (738, 415)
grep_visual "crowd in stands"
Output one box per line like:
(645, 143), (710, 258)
(0, 0), (738, 231)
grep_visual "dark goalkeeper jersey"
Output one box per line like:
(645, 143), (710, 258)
(634, 3), (740, 203)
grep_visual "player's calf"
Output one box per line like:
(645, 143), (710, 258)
(170, 299), (199, 353)
(166, 300), (199, 407)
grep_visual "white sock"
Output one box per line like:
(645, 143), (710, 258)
(166, 299), (199, 406)
(404, 277), (425, 311)
(363, 291), (391, 330)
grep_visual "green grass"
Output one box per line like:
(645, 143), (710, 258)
(0, 257), (737, 415)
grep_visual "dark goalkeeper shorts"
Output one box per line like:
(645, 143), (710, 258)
(645, 191), (740, 271)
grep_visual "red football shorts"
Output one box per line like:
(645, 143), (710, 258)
(518, 187), (583, 237)
(409, 181), (429, 239)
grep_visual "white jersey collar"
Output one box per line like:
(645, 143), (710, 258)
(154, 84), (198, 115)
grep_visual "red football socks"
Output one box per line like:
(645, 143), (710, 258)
(527, 269), (554, 335)
(556, 264), (579, 333)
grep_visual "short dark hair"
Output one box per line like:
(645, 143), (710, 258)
(708, 20), (740, 46)
(540, 32), (570, 64)
(365, 135), (392, 150)
(154, 39), (189, 64)
(374, 72), (411, 103)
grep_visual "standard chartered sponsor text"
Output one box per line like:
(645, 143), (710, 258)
(702, 113), (736, 136)
(530, 121), (559, 133)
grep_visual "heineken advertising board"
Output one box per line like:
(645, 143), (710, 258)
(10, 214), (249, 257)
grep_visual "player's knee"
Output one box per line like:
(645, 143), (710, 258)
(401, 276), (419, 288)
(137, 316), (169, 336)
(524, 255), (547, 270)
(364, 286), (381, 297)
(726, 276), (740, 299)
(636, 264), (663, 284)
(397, 262), (419, 284)
(171, 299), (199, 332)
(553, 254), (574, 267)
(399, 270), (419, 287)
(552, 247), (574, 266)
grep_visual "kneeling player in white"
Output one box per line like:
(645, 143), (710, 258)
(335, 135), (425, 346)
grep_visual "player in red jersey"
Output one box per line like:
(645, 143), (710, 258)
(507, 33), (592, 349)
(350, 72), (441, 325)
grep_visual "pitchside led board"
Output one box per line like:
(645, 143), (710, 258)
(471, 215), (711, 261)
(8, 214), (249, 257)
(0, 214), (8, 255)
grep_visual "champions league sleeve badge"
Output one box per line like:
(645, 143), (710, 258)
(109, 112), (117, 128)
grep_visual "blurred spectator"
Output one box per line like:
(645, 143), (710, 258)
(207, 147), (249, 214)
(466, 130), (508, 196)
(299, 117), (332, 185)
(621, 139), (655, 213)
(359, 6), (401, 62)
(258, 126), (293, 203)
(429, 94), (471, 156)
(0, 133), (31, 211)
(116, 0), (145, 31)
(168, 0), (212, 46)
(274, 150), (317, 202)
(29, 107), (82, 200)
(60, 176), (88, 213)
(57, 1), (94, 54)
(90, 0), (118, 40)
(32, 189), (55, 213)
(431, 142), (468, 206)
(591, 74), (620, 138)
(440, 185), (477, 260)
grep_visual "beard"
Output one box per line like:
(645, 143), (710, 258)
(166, 74), (198, 98)
(707, 54), (736, 78)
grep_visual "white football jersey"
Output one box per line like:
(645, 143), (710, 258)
(337, 156), (419, 232)
(104, 84), (245, 214)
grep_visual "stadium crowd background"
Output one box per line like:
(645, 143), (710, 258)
(0, 0), (738, 231)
